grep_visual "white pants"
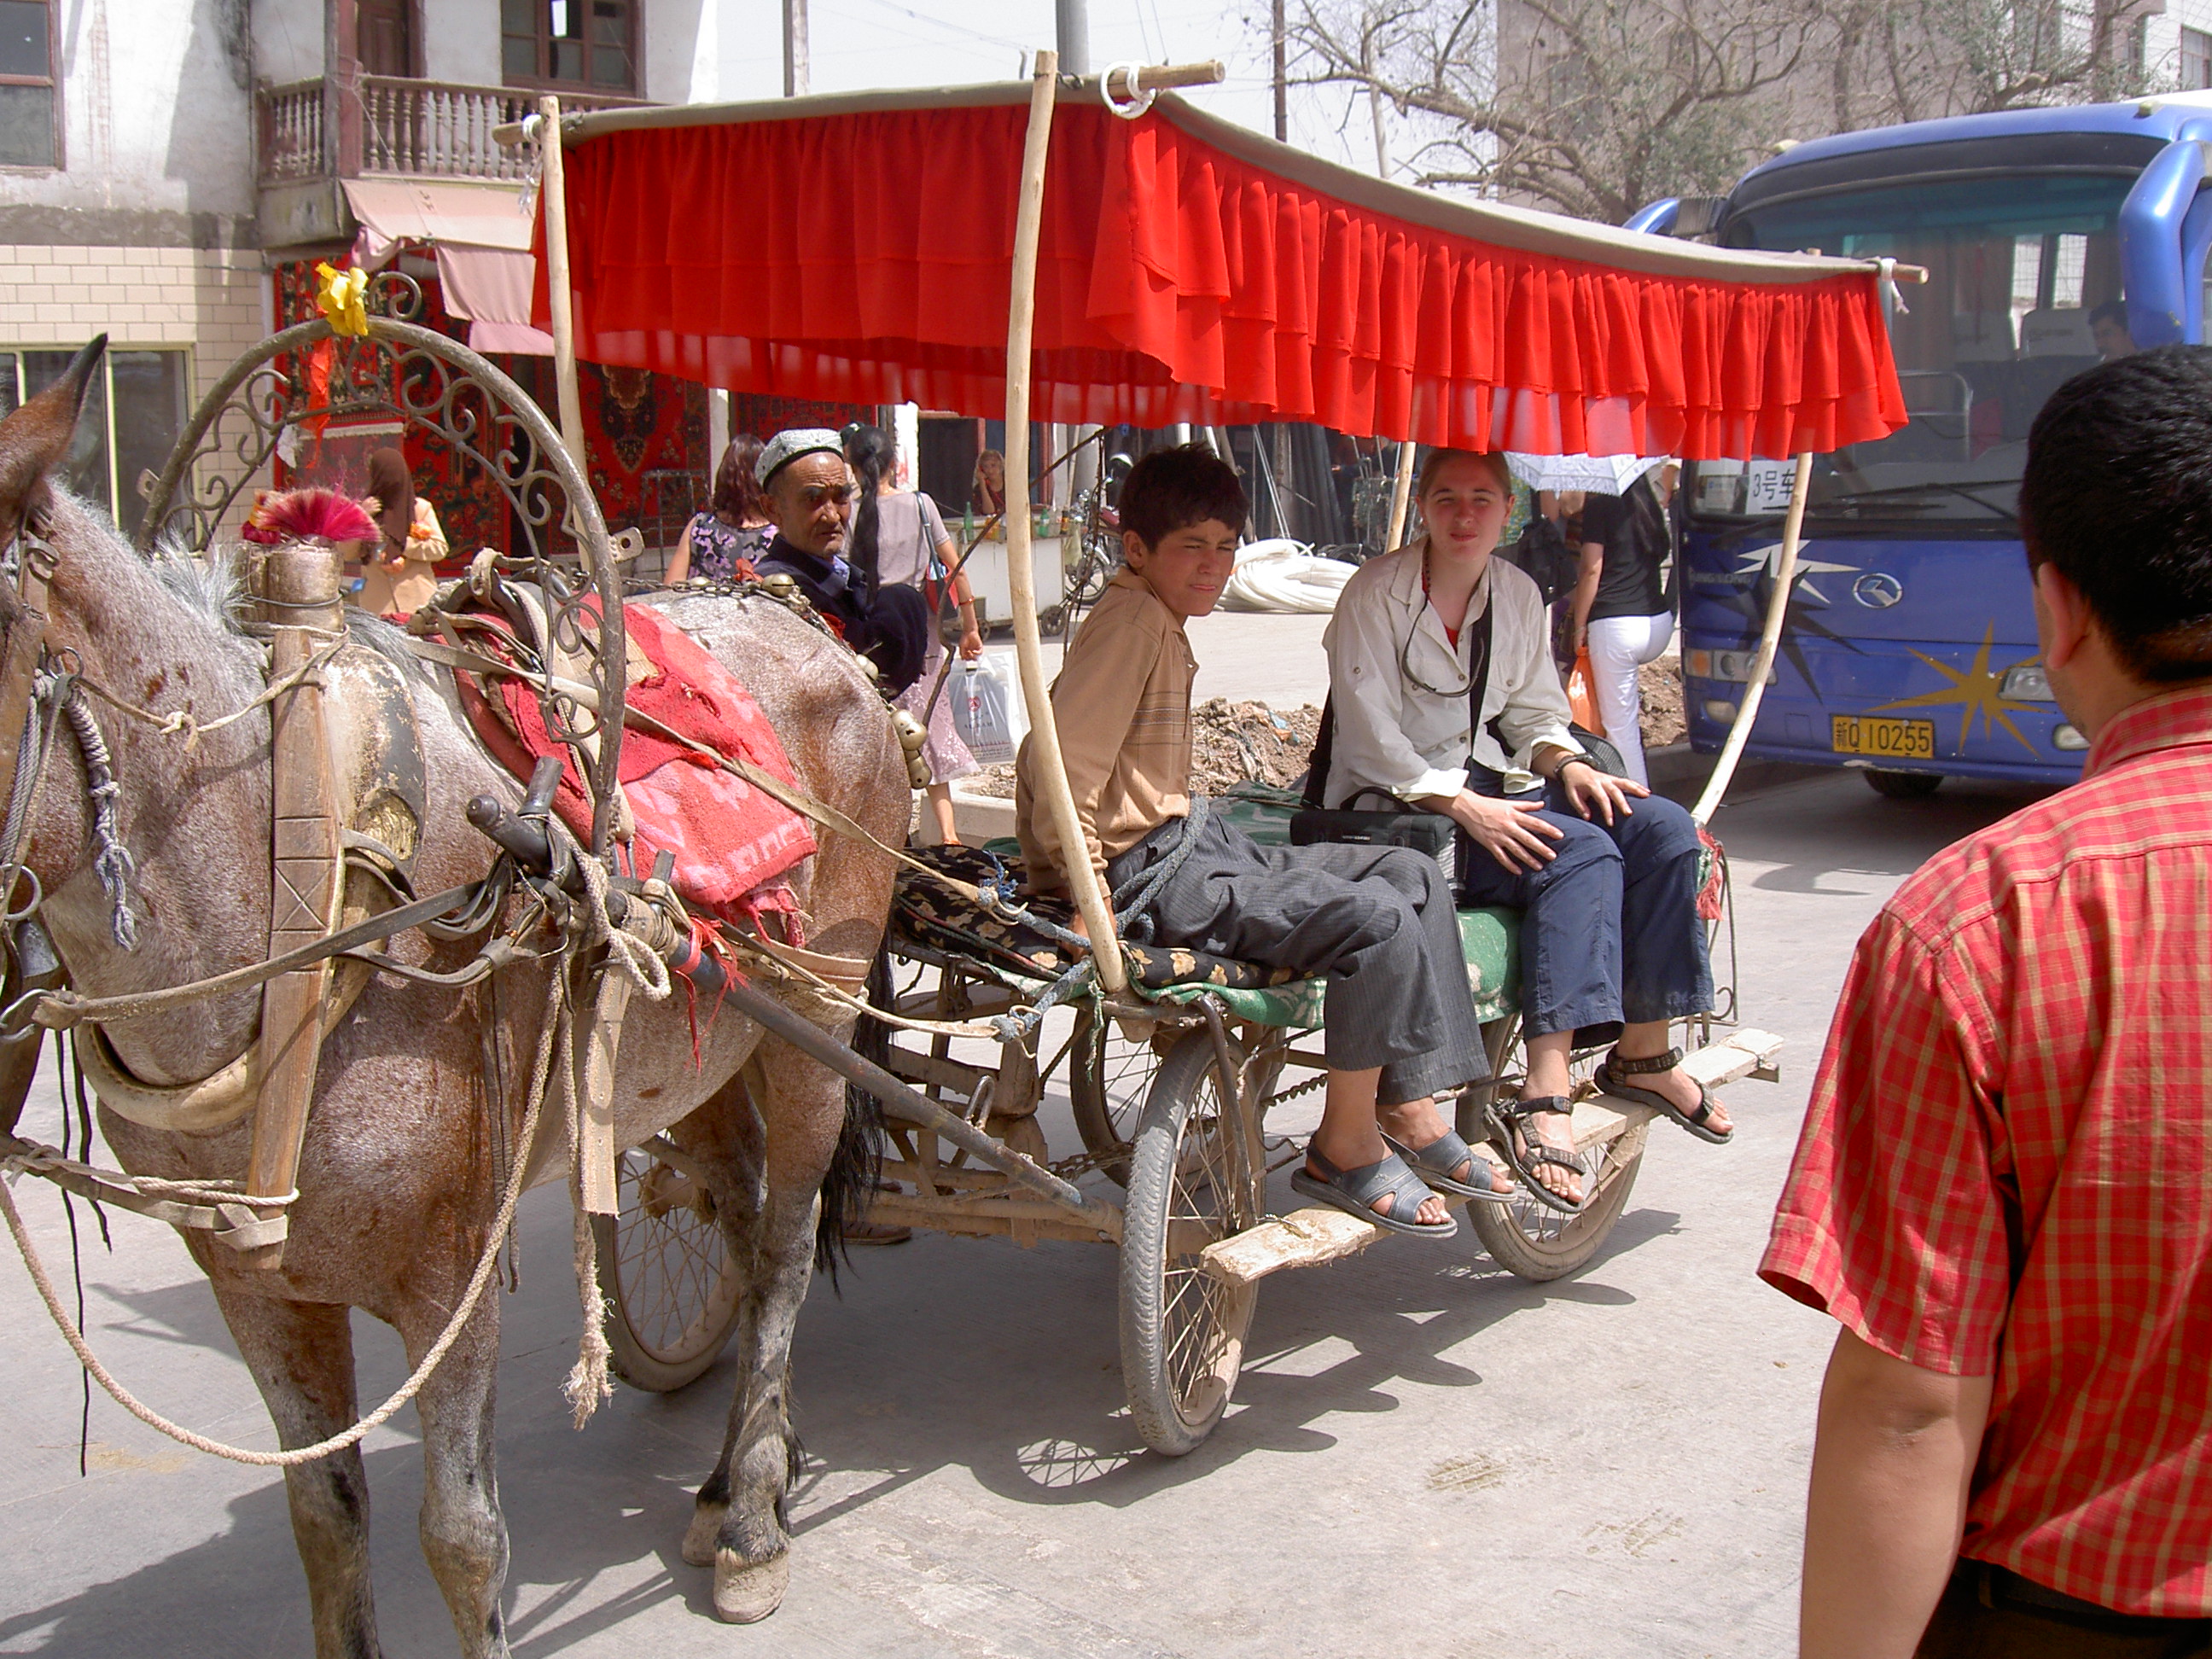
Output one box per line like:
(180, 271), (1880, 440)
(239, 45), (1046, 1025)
(1586, 611), (1674, 787)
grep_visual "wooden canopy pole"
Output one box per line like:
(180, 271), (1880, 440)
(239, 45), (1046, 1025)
(537, 94), (589, 476)
(1383, 440), (1416, 552)
(1002, 49), (1125, 991)
(1691, 451), (1810, 827)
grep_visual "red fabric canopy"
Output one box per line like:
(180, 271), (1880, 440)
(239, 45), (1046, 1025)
(536, 87), (1905, 459)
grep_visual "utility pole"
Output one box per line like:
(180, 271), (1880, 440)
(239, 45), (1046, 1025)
(1271, 0), (1287, 141)
(1056, 0), (1088, 76)
(783, 0), (809, 96)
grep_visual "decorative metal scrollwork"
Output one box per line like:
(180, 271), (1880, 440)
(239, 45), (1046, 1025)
(137, 315), (629, 854)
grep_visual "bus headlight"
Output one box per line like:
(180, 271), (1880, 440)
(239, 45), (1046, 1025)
(1685, 649), (1775, 685)
(2052, 724), (2089, 751)
(1702, 698), (1740, 725)
(2000, 663), (2054, 701)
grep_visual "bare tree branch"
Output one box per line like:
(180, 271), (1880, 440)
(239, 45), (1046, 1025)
(1269, 0), (2163, 223)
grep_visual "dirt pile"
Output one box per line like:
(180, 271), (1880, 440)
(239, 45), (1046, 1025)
(967, 672), (1683, 800)
(1639, 659), (1685, 749)
(969, 698), (1323, 799)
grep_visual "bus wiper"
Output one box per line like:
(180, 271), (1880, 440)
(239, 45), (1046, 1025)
(1813, 480), (2018, 520)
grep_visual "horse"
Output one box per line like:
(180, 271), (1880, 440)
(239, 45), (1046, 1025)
(0, 342), (910, 1654)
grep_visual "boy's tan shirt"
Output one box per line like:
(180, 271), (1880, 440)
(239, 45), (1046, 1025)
(1015, 570), (1194, 898)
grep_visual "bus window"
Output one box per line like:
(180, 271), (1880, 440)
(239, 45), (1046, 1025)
(1695, 173), (2131, 527)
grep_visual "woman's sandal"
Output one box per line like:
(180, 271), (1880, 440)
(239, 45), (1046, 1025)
(1291, 1146), (1459, 1238)
(1595, 1045), (1733, 1144)
(1381, 1127), (1516, 1204)
(1484, 1095), (1594, 1215)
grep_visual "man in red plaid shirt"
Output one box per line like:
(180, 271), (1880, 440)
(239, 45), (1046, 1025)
(1763, 347), (2212, 1658)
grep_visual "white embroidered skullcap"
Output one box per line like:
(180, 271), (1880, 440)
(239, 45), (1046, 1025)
(755, 428), (846, 487)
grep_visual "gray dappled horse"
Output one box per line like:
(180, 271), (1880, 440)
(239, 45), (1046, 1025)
(0, 345), (908, 1652)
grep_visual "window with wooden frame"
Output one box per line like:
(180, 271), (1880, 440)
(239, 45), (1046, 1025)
(2185, 25), (2212, 90)
(0, 349), (189, 536)
(0, 0), (57, 169)
(502, 0), (637, 93)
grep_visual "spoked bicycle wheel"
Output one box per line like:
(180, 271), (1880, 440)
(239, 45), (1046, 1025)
(1119, 1029), (1276, 1456)
(1068, 1005), (1173, 1185)
(1463, 1015), (1650, 1282)
(591, 1141), (744, 1392)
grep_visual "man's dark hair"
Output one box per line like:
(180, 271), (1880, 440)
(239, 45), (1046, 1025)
(2088, 299), (2130, 331)
(1119, 443), (1249, 549)
(2022, 345), (2212, 682)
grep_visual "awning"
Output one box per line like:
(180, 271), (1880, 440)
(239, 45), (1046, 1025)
(533, 84), (1906, 458)
(345, 178), (553, 356)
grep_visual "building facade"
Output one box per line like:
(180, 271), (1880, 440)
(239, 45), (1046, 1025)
(0, 0), (735, 550)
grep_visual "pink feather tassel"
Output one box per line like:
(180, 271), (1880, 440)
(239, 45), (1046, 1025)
(240, 488), (378, 546)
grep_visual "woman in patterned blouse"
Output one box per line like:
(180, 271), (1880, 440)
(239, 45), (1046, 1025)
(667, 434), (774, 585)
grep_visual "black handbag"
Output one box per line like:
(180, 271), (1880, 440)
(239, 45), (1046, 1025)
(1292, 597), (1495, 876)
(1289, 787), (1456, 877)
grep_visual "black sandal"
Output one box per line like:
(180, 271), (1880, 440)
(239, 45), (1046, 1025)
(1595, 1045), (1733, 1144)
(1483, 1095), (1592, 1214)
(1382, 1127), (1516, 1204)
(1290, 1146), (1459, 1237)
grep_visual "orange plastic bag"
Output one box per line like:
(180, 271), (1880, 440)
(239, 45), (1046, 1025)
(1566, 646), (1605, 736)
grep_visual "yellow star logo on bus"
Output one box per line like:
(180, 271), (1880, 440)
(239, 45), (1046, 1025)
(1871, 624), (2039, 755)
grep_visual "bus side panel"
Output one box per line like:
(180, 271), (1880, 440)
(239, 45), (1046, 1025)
(1679, 529), (2083, 785)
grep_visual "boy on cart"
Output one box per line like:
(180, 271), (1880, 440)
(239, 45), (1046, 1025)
(1015, 445), (1511, 1235)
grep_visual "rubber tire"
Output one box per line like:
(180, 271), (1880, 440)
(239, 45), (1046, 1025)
(1865, 768), (1941, 800)
(592, 1146), (745, 1393)
(1467, 1118), (1649, 1281)
(1119, 1031), (1268, 1457)
(1068, 1006), (1171, 1186)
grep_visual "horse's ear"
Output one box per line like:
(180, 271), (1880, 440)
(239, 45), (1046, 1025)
(0, 335), (106, 543)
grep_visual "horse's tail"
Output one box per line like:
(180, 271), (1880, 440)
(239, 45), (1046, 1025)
(813, 948), (892, 1286)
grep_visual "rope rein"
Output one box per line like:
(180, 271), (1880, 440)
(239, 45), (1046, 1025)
(0, 972), (565, 1467)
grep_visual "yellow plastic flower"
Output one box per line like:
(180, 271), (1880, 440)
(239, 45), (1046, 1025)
(314, 262), (370, 337)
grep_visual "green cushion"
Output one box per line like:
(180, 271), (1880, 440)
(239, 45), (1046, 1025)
(905, 826), (1522, 1026)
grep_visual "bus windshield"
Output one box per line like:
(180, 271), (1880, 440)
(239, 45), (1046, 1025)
(1695, 172), (2134, 527)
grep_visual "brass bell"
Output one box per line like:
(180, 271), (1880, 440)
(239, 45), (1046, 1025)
(760, 571), (800, 602)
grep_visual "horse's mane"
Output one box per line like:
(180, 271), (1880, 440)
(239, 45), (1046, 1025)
(145, 531), (429, 683)
(149, 535), (248, 630)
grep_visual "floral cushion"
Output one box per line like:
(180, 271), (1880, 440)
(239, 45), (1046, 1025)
(891, 845), (1301, 992)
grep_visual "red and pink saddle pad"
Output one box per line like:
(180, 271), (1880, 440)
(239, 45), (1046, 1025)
(452, 597), (818, 931)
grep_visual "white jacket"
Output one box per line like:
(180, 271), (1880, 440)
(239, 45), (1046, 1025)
(1320, 539), (1577, 805)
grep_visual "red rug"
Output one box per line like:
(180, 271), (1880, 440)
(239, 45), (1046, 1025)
(456, 599), (818, 928)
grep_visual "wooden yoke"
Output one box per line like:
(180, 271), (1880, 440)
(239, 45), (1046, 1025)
(240, 542), (346, 1270)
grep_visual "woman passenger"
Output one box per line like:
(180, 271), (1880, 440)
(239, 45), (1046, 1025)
(667, 434), (774, 585)
(1320, 449), (1732, 1211)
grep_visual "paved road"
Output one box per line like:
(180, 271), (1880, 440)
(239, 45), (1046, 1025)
(0, 764), (2056, 1658)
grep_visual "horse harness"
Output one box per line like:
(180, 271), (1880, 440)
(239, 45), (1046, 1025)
(0, 521), (428, 1266)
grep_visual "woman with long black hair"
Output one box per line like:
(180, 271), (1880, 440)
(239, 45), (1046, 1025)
(844, 423), (985, 844)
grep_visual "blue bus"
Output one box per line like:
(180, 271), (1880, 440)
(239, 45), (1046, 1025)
(1631, 96), (2212, 795)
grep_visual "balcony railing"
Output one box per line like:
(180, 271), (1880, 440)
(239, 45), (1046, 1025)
(259, 75), (646, 186)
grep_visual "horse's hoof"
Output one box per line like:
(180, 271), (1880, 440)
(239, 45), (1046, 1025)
(713, 1548), (790, 1623)
(681, 1502), (727, 1568)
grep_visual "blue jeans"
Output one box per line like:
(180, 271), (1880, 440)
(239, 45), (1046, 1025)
(1454, 775), (1713, 1043)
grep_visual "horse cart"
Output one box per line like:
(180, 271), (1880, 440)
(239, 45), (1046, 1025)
(0, 56), (1910, 1653)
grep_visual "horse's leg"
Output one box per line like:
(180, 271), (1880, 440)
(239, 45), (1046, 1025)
(671, 1068), (769, 1571)
(213, 1289), (382, 1659)
(684, 1045), (851, 1624)
(393, 1290), (509, 1658)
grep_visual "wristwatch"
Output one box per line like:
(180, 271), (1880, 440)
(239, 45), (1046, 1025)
(1553, 752), (1599, 781)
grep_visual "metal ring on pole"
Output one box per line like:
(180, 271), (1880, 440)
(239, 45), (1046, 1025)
(1101, 62), (1157, 119)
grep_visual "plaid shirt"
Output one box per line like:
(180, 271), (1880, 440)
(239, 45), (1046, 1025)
(1763, 681), (2212, 1617)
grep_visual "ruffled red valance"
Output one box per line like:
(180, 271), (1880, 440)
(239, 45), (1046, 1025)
(536, 88), (1905, 460)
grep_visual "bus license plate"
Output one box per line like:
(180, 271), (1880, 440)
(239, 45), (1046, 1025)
(1831, 715), (1936, 760)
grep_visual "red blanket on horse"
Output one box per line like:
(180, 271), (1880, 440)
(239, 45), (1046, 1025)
(457, 600), (818, 928)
